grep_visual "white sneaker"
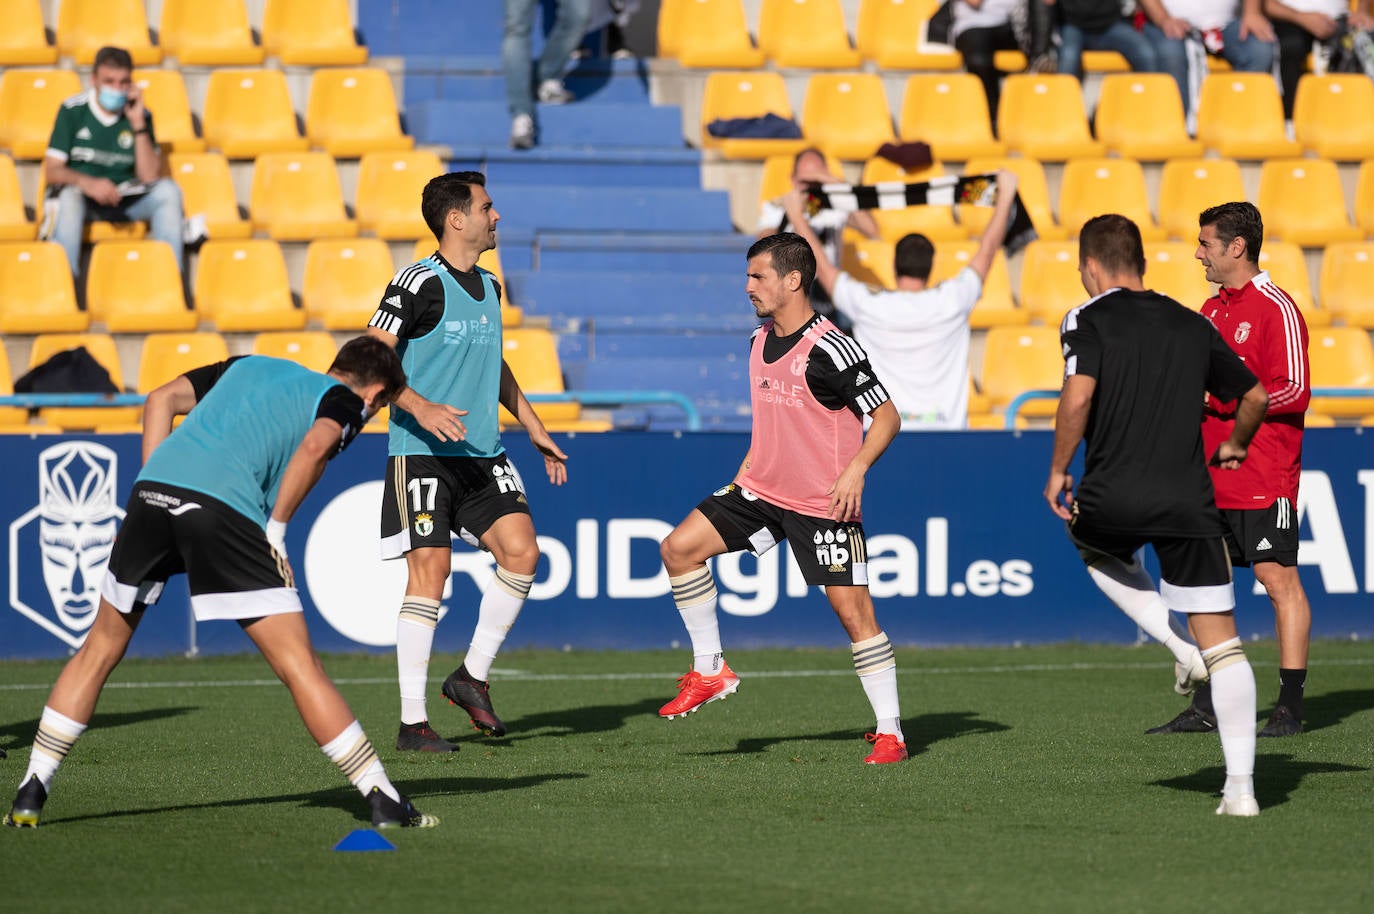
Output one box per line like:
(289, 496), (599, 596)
(1173, 648), (1208, 696)
(1216, 794), (1260, 817)
(537, 79), (573, 105)
(509, 114), (534, 149)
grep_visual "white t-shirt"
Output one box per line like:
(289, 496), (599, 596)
(1160, 0), (1241, 31)
(830, 267), (983, 430)
(757, 201), (850, 263)
(1276, 0), (1347, 15)
(951, 0), (1020, 40)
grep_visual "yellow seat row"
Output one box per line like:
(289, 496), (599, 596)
(0, 0), (365, 67)
(0, 66), (409, 160)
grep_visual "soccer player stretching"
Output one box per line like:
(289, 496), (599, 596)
(657, 233), (907, 765)
(367, 172), (568, 752)
(1045, 214), (1269, 816)
(6, 338), (437, 829)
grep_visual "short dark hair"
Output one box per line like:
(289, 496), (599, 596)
(1199, 201), (1264, 264)
(791, 147), (827, 175)
(893, 233), (935, 281)
(420, 171), (487, 242)
(330, 336), (406, 403)
(747, 232), (816, 291)
(93, 46), (133, 73)
(1078, 214), (1146, 277)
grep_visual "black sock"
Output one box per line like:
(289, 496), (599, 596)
(1277, 668), (1306, 714)
(1193, 680), (1215, 716)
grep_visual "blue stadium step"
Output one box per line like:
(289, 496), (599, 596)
(458, 148), (703, 189)
(538, 231), (750, 273)
(566, 358), (752, 404)
(405, 61), (652, 106)
(492, 186), (732, 234)
(409, 101), (685, 151)
(558, 331), (749, 363)
(509, 270), (752, 331)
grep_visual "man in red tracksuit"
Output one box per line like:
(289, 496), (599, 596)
(1149, 201), (1312, 738)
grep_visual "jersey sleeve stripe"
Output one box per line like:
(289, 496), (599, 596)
(368, 310), (403, 335)
(1255, 280), (1308, 407)
(814, 330), (865, 370)
(392, 262), (436, 296)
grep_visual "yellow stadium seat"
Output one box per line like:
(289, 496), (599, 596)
(1157, 158), (1246, 242)
(980, 325), (1062, 418)
(758, 151), (845, 205)
(0, 0), (57, 65)
(355, 150), (444, 238)
(499, 328), (609, 430)
(1058, 158), (1164, 241)
(996, 75), (1105, 161)
(959, 157), (1065, 241)
(262, 0), (368, 65)
(57, 0), (161, 65)
(159, 0), (264, 65)
(1257, 240), (1327, 327)
(168, 152), (252, 239)
(86, 240), (196, 333)
(137, 332), (231, 393)
(1307, 327), (1374, 418)
(202, 69), (310, 158)
(132, 70), (205, 154)
(1292, 74), (1374, 161)
(27, 333), (139, 429)
(250, 152), (358, 240)
(967, 411), (1029, 430)
(800, 74), (895, 161)
(861, 157), (966, 241)
(672, 0), (765, 67)
(1018, 240), (1083, 326)
(1143, 242), (1213, 310)
(0, 69), (83, 159)
(857, 0), (962, 70)
(1082, 51), (1129, 72)
(930, 241), (1025, 328)
(0, 242), (86, 333)
(1196, 74), (1303, 159)
(1257, 158), (1363, 247)
(195, 240), (305, 331)
(33, 163), (149, 243)
(658, 0), (685, 59)
(0, 155), (35, 240)
(759, 0), (861, 68)
(302, 238), (394, 329)
(700, 72), (807, 160)
(840, 236), (896, 288)
(252, 331), (337, 374)
(1305, 411), (1336, 427)
(1093, 74), (1203, 160)
(899, 74), (1005, 161)
(1318, 242), (1374, 328)
(306, 68), (414, 157)
(1356, 159), (1374, 236)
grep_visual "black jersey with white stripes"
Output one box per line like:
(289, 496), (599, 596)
(367, 251), (504, 340)
(756, 313), (890, 418)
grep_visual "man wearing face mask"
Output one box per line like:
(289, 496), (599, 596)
(43, 45), (185, 283)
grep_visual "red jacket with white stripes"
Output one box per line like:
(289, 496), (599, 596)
(1199, 270), (1310, 509)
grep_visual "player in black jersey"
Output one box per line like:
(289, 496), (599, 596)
(1044, 214), (1270, 817)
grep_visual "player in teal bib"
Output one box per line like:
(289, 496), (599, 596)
(367, 171), (569, 752)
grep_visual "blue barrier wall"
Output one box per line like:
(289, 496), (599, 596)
(3, 430), (1371, 659)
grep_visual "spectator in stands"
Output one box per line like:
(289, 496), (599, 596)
(1137, 0), (1276, 119)
(504, 0), (592, 149)
(779, 170), (1020, 431)
(1047, 0), (1161, 79)
(1265, 0), (1374, 120)
(950, 0), (1024, 126)
(44, 46), (185, 281)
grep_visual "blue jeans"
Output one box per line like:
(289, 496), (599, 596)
(1143, 20), (1276, 114)
(51, 178), (184, 278)
(1057, 20), (1160, 79)
(504, 0), (592, 118)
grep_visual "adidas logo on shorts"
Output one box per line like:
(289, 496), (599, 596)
(1256, 537), (1272, 551)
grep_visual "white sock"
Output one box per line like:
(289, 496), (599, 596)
(1203, 638), (1256, 798)
(24, 706), (87, 792)
(1087, 560), (1198, 665)
(853, 633), (903, 741)
(321, 720), (398, 802)
(397, 596), (441, 725)
(462, 567), (533, 682)
(669, 567), (722, 674)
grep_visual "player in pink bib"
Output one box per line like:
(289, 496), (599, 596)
(656, 233), (907, 765)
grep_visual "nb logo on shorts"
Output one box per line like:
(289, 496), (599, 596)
(492, 464), (523, 495)
(813, 528), (850, 570)
(414, 512), (434, 537)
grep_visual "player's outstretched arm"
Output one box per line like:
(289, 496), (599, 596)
(499, 359), (568, 486)
(781, 189), (841, 297)
(1045, 374), (1095, 520)
(828, 400), (899, 522)
(364, 326), (468, 441)
(142, 374), (198, 463)
(265, 418), (348, 558)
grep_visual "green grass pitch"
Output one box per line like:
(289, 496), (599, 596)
(2, 641), (1371, 913)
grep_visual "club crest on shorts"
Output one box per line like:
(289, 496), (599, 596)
(8, 442), (125, 648)
(414, 512), (434, 537)
(1234, 321), (1252, 344)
